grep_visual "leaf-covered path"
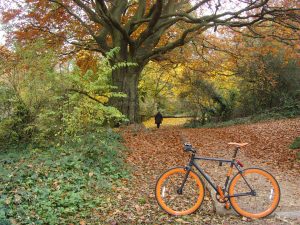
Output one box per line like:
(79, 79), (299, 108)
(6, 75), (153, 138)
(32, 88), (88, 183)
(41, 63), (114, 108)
(104, 118), (300, 225)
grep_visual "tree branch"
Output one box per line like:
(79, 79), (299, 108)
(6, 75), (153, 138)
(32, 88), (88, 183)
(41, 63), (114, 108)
(95, 0), (133, 46)
(144, 24), (210, 61)
(72, 0), (104, 25)
(67, 88), (106, 105)
(136, 0), (163, 47)
(49, 0), (109, 53)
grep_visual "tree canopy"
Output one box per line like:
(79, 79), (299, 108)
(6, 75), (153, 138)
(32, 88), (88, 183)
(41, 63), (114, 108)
(1, 0), (300, 122)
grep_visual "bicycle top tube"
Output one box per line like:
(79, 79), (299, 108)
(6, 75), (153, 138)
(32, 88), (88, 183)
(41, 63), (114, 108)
(183, 142), (244, 162)
(194, 156), (233, 163)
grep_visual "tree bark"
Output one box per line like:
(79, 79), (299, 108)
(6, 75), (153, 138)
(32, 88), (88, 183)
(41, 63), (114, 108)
(111, 65), (143, 123)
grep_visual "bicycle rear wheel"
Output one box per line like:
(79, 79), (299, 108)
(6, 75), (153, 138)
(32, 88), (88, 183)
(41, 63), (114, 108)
(229, 168), (280, 218)
(155, 167), (205, 216)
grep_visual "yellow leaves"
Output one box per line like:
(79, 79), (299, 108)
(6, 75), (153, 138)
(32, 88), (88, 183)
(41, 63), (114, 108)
(140, 60), (179, 98)
(187, 61), (201, 70)
(14, 194), (22, 204)
(95, 95), (109, 104)
(143, 117), (189, 128)
(88, 172), (94, 177)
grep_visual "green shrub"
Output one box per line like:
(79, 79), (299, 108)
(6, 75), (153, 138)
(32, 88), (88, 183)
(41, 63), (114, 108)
(290, 137), (300, 149)
(0, 101), (33, 149)
(0, 43), (129, 149)
(297, 152), (300, 160)
(0, 130), (129, 224)
(184, 109), (300, 129)
(235, 47), (300, 117)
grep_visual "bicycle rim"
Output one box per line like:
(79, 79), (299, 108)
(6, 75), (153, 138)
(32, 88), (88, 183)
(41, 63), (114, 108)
(155, 167), (204, 216)
(229, 168), (280, 218)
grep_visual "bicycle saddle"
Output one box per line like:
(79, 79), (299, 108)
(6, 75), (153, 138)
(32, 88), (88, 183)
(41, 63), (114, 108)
(228, 142), (249, 147)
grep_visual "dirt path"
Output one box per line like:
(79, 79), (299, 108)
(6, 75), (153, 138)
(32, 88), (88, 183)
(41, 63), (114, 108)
(103, 118), (300, 225)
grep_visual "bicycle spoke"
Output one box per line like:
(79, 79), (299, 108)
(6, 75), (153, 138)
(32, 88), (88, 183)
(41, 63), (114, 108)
(155, 168), (205, 215)
(229, 168), (280, 218)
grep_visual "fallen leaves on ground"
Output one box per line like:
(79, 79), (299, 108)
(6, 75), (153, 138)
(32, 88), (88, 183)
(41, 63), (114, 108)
(100, 118), (300, 225)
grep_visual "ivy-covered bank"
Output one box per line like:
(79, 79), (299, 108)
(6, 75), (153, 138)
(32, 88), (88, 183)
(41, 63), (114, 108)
(0, 130), (129, 224)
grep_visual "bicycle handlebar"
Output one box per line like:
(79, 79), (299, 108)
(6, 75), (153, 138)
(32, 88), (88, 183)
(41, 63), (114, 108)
(180, 132), (197, 153)
(183, 143), (196, 153)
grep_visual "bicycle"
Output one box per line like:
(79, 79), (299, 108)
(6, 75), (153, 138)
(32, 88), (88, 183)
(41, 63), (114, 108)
(155, 142), (280, 218)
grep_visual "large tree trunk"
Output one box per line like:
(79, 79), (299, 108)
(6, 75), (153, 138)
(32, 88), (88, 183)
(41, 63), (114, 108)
(111, 65), (143, 123)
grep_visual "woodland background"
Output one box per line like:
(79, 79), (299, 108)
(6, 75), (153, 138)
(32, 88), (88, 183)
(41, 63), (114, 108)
(0, 0), (299, 224)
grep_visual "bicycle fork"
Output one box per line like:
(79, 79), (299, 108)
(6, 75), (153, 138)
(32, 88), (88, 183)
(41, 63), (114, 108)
(177, 166), (192, 195)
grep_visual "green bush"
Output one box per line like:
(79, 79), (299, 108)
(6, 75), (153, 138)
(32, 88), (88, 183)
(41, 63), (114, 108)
(0, 101), (33, 149)
(0, 42), (129, 149)
(184, 108), (300, 129)
(0, 39), (131, 225)
(235, 45), (300, 117)
(290, 137), (300, 149)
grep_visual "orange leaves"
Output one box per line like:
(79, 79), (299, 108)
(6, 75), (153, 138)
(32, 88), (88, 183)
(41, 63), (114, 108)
(0, 45), (18, 79)
(130, 24), (148, 40)
(79, 220), (86, 225)
(118, 118), (300, 224)
(1, 9), (22, 23)
(1, 0), (89, 51)
(76, 50), (98, 74)
(0, 45), (12, 60)
(124, 118), (300, 174)
(121, 2), (138, 25)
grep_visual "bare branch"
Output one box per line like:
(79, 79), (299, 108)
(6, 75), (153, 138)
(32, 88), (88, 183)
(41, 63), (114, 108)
(71, 0), (104, 24)
(144, 24), (209, 61)
(49, 1), (101, 46)
(95, 0), (133, 45)
(137, 0), (163, 47)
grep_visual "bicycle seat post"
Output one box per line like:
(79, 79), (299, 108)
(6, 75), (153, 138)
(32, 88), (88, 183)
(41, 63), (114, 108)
(233, 147), (239, 159)
(228, 143), (249, 159)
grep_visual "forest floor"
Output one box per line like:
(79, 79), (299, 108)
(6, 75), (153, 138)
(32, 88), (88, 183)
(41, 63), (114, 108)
(102, 118), (300, 225)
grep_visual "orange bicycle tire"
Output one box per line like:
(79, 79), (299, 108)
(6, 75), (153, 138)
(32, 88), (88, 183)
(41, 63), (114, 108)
(155, 167), (205, 216)
(229, 168), (280, 218)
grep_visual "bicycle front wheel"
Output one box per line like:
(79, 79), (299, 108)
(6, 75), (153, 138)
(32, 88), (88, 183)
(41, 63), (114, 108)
(155, 167), (205, 216)
(229, 168), (280, 218)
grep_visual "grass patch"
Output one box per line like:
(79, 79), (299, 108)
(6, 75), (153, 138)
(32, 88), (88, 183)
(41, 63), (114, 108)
(0, 130), (129, 225)
(290, 137), (300, 149)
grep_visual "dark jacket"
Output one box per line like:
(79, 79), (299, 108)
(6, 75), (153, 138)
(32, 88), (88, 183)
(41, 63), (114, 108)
(155, 112), (163, 124)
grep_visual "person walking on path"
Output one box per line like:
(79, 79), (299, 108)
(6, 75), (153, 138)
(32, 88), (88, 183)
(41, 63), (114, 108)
(155, 112), (163, 128)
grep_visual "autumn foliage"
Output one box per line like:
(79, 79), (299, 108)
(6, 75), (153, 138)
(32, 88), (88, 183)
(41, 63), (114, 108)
(1, 0), (300, 122)
(0, 2), (300, 224)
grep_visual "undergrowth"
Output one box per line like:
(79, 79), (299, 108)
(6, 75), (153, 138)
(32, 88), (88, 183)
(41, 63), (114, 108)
(185, 104), (300, 128)
(290, 137), (300, 150)
(0, 130), (129, 225)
